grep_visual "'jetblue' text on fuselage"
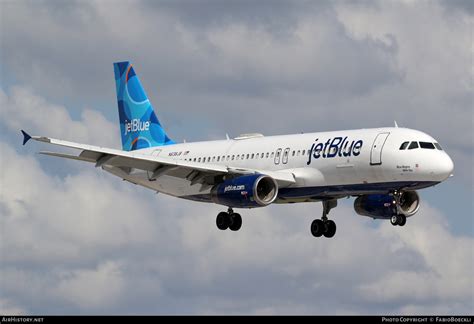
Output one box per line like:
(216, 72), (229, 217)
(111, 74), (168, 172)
(307, 137), (363, 165)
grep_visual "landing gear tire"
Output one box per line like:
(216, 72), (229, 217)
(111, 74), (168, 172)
(390, 215), (399, 226)
(311, 219), (324, 237)
(323, 220), (336, 238)
(229, 213), (242, 231)
(216, 212), (230, 230)
(398, 214), (406, 226)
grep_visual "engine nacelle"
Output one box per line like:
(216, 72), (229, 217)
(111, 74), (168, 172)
(354, 191), (420, 219)
(211, 174), (278, 208)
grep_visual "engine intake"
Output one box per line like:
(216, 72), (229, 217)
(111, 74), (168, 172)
(211, 174), (278, 208)
(397, 191), (420, 216)
(354, 191), (420, 219)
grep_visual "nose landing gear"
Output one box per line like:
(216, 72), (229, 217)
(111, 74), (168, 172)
(390, 190), (407, 227)
(390, 214), (406, 226)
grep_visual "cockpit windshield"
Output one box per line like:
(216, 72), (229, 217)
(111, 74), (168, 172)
(419, 142), (435, 149)
(399, 142), (409, 150)
(408, 141), (419, 150)
(400, 141), (443, 150)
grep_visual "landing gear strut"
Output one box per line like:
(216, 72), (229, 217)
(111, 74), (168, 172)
(216, 207), (242, 231)
(390, 190), (407, 227)
(311, 200), (337, 238)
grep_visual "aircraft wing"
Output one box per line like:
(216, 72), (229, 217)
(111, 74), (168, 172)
(22, 131), (296, 187)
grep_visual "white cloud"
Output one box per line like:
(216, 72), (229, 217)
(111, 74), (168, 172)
(53, 261), (125, 310)
(0, 86), (118, 148)
(334, 2), (472, 143)
(359, 205), (473, 306)
(0, 142), (160, 264)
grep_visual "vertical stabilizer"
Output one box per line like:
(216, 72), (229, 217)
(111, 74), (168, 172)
(114, 61), (174, 151)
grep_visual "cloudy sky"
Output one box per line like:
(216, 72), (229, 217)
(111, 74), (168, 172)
(0, 0), (472, 315)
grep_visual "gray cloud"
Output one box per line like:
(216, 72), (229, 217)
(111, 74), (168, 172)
(142, 0), (315, 30)
(1, 1), (398, 101)
(438, 0), (473, 15)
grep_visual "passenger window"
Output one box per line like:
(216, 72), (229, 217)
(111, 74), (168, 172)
(208, 157), (211, 162)
(419, 142), (435, 149)
(217, 156), (220, 162)
(434, 143), (443, 150)
(256, 153), (259, 159)
(271, 152), (275, 158)
(292, 151), (295, 156)
(231, 155), (235, 160)
(408, 142), (418, 150)
(297, 150), (300, 156)
(399, 142), (409, 150)
(251, 153), (255, 159)
(198, 157), (201, 162)
(227, 155), (230, 161)
(266, 152), (269, 158)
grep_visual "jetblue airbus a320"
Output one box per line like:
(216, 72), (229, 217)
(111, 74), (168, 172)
(21, 61), (454, 238)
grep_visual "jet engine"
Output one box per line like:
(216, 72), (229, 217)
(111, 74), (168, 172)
(211, 174), (278, 208)
(354, 191), (420, 219)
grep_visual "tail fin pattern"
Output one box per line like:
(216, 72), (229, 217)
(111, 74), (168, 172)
(114, 61), (174, 151)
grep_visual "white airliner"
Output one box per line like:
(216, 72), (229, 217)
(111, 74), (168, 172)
(21, 61), (454, 238)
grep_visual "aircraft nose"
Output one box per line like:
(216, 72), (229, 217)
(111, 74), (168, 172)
(438, 153), (454, 180)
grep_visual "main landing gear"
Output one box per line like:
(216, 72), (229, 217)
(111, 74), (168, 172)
(216, 207), (242, 231)
(311, 200), (337, 238)
(390, 190), (407, 227)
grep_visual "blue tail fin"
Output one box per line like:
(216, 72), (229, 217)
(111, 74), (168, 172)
(113, 61), (175, 151)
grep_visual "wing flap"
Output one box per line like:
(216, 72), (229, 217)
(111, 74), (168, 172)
(38, 151), (96, 163)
